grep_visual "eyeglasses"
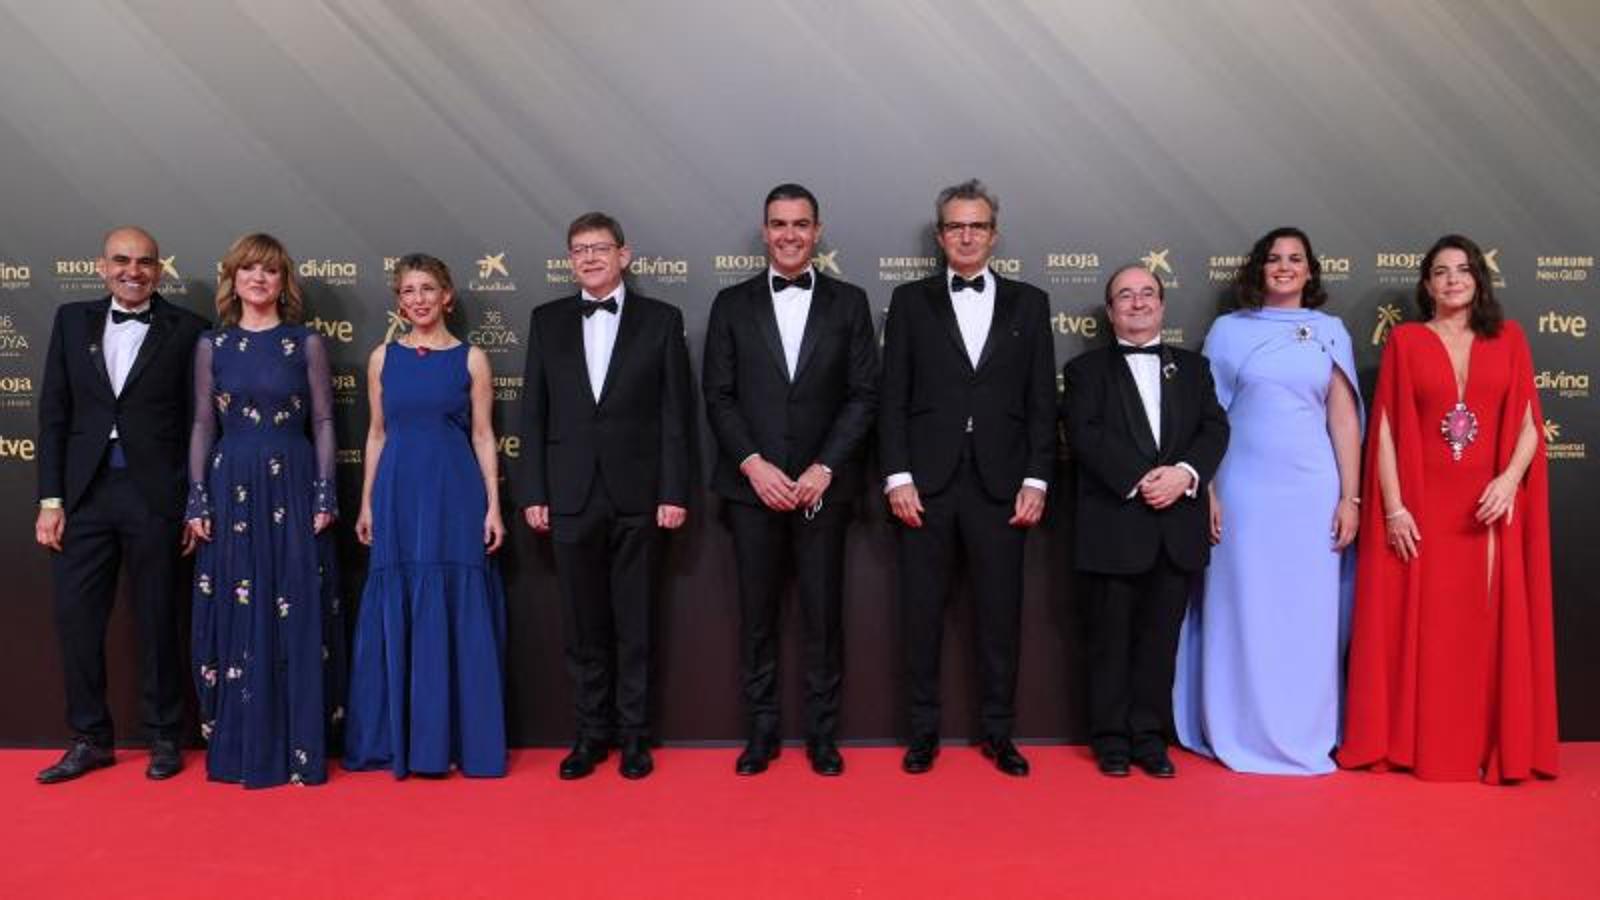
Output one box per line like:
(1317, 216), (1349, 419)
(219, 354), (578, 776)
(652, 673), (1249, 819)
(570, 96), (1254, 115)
(569, 242), (618, 257)
(938, 221), (995, 236)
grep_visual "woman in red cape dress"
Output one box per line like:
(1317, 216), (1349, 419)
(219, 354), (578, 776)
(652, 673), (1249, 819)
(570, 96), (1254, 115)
(1339, 234), (1557, 783)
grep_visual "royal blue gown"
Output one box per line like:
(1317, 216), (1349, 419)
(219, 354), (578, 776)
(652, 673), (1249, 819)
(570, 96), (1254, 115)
(344, 342), (507, 777)
(1172, 308), (1361, 774)
(188, 324), (343, 788)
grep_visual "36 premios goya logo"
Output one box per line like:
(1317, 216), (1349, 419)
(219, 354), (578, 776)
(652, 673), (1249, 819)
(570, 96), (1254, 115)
(0, 314), (30, 358)
(468, 307), (521, 354)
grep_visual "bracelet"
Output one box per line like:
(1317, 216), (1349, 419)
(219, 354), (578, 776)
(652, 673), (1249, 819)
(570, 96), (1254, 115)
(1384, 508), (1409, 520)
(1341, 496), (1360, 505)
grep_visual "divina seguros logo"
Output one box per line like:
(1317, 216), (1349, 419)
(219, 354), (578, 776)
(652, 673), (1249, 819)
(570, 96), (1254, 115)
(0, 260), (33, 291)
(298, 258), (359, 287)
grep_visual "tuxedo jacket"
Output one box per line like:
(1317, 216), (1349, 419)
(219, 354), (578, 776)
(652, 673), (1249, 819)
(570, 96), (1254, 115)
(702, 271), (878, 505)
(36, 294), (209, 516)
(1061, 343), (1229, 575)
(877, 272), (1056, 501)
(518, 291), (692, 516)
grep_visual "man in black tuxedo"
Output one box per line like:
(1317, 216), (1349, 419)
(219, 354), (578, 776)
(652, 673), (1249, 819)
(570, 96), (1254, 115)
(879, 179), (1055, 777)
(703, 184), (877, 777)
(520, 211), (692, 781)
(34, 226), (208, 784)
(1061, 264), (1228, 778)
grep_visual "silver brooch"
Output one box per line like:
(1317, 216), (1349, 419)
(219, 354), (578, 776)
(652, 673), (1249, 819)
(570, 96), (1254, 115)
(1294, 324), (1313, 342)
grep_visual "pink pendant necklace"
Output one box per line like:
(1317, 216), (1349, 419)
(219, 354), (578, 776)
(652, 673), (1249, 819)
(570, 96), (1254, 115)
(1440, 402), (1478, 461)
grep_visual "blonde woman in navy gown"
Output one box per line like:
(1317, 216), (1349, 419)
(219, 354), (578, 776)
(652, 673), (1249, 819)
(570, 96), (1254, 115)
(345, 253), (508, 778)
(1172, 227), (1362, 774)
(186, 233), (343, 787)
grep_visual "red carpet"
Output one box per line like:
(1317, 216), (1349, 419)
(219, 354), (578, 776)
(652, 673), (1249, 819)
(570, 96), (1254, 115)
(4, 744), (1596, 898)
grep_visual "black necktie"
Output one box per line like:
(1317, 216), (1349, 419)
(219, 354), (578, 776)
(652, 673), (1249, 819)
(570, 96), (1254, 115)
(950, 273), (985, 293)
(111, 307), (152, 325)
(582, 297), (618, 318)
(772, 271), (813, 293)
(1117, 344), (1162, 355)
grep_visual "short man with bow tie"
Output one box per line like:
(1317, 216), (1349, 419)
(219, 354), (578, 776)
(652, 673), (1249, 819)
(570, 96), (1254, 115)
(519, 212), (692, 781)
(702, 184), (878, 776)
(34, 226), (208, 784)
(878, 179), (1056, 777)
(1061, 264), (1228, 779)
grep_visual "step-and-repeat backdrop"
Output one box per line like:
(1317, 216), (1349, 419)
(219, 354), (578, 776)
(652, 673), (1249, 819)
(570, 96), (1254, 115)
(1, 2), (1595, 743)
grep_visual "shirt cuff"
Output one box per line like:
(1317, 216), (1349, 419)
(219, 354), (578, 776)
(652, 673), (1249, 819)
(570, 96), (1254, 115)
(884, 472), (914, 493)
(739, 453), (761, 470)
(38, 497), (63, 510)
(1021, 478), (1048, 493)
(1176, 462), (1200, 498)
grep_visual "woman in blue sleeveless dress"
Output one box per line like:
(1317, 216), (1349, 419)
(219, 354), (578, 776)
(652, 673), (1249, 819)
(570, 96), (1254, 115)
(345, 252), (509, 778)
(186, 233), (343, 788)
(1172, 227), (1363, 774)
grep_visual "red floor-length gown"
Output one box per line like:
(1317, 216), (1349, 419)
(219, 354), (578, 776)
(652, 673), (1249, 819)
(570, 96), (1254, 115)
(1339, 320), (1557, 782)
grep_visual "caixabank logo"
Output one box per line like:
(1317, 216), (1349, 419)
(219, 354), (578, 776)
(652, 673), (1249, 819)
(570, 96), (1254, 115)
(1141, 248), (1179, 290)
(0, 259), (32, 292)
(468, 307), (521, 355)
(298, 258), (359, 287)
(0, 374), (34, 410)
(470, 253), (516, 293)
(157, 256), (188, 295)
(1536, 369), (1589, 399)
(1536, 255), (1593, 283)
(1045, 251), (1102, 287)
(54, 257), (102, 293)
(0, 314), (30, 359)
(1544, 419), (1586, 461)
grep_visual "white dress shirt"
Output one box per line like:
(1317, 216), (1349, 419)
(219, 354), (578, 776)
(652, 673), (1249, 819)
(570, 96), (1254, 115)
(104, 301), (152, 439)
(1117, 336), (1198, 499)
(581, 284), (624, 402)
(768, 265), (814, 381)
(884, 267), (1046, 494)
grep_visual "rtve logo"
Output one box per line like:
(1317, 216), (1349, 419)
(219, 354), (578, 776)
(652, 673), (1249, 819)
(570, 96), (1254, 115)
(0, 435), (36, 460)
(1538, 312), (1587, 338)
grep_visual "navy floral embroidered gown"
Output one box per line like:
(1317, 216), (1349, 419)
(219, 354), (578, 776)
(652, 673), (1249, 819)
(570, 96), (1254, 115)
(187, 324), (344, 787)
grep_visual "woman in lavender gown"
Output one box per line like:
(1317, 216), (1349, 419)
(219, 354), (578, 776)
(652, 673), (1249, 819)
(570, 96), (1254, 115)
(186, 233), (343, 787)
(1172, 227), (1363, 774)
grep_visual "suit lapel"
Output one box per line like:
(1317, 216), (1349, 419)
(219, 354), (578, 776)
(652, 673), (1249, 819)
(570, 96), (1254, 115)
(597, 294), (641, 407)
(120, 296), (173, 394)
(790, 275), (829, 385)
(1109, 349), (1159, 459)
(1157, 347), (1178, 460)
(975, 277), (1017, 373)
(83, 300), (113, 395)
(556, 298), (597, 411)
(927, 277), (971, 371)
(750, 279), (790, 382)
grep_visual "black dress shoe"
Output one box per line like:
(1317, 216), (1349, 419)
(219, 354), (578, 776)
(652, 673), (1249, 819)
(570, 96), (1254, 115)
(619, 737), (654, 780)
(980, 737), (1030, 777)
(902, 734), (939, 774)
(146, 738), (183, 780)
(1133, 750), (1176, 778)
(558, 739), (609, 780)
(36, 738), (114, 784)
(735, 737), (780, 776)
(805, 738), (844, 776)
(1096, 752), (1132, 777)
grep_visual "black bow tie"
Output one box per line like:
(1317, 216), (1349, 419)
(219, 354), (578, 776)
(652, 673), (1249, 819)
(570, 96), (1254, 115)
(581, 297), (618, 318)
(950, 273), (985, 293)
(111, 307), (152, 325)
(1117, 344), (1162, 355)
(771, 271), (813, 293)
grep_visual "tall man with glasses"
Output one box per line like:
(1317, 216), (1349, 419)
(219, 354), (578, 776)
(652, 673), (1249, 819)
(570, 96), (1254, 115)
(519, 212), (692, 780)
(35, 226), (208, 784)
(1061, 264), (1227, 779)
(703, 183), (878, 776)
(879, 179), (1056, 776)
